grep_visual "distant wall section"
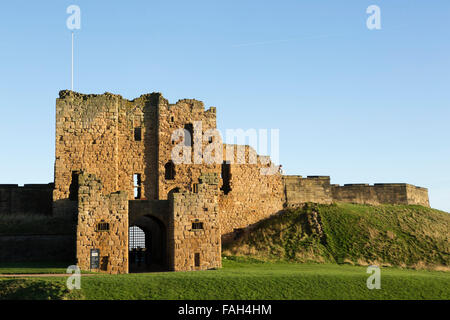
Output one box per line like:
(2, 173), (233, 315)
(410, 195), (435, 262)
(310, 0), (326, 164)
(283, 176), (332, 207)
(406, 184), (430, 207)
(0, 184), (53, 215)
(331, 183), (429, 207)
(283, 175), (430, 207)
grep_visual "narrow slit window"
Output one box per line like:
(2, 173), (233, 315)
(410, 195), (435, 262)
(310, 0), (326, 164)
(221, 161), (232, 195)
(133, 174), (142, 199)
(194, 253), (200, 267)
(134, 127), (142, 141)
(184, 123), (193, 147)
(193, 183), (198, 193)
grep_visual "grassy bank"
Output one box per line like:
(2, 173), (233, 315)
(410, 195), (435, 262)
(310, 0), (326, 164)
(1, 258), (449, 300)
(223, 203), (450, 269)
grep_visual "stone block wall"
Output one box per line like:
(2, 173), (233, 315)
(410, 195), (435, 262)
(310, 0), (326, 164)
(169, 172), (221, 271)
(331, 184), (405, 205)
(331, 183), (430, 207)
(283, 176), (430, 207)
(283, 176), (332, 207)
(53, 90), (160, 216)
(76, 173), (129, 274)
(157, 97), (220, 200)
(0, 234), (75, 263)
(406, 184), (430, 206)
(218, 145), (285, 238)
(0, 184), (53, 215)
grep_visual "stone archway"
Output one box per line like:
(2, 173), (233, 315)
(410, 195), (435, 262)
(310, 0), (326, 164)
(129, 215), (167, 272)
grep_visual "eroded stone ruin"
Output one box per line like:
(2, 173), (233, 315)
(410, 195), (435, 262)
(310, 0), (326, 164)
(0, 90), (429, 273)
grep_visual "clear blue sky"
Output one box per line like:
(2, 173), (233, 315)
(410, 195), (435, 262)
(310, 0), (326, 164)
(0, 1), (449, 212)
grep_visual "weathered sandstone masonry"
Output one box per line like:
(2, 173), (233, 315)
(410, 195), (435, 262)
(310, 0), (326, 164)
(76, 173), (129, 274)
(219, 145), (285, 239)
(283, 176), (332, 207)
(331, 183), (429, 207)
(283, 175), (429, 207)
(170, 172), (221, 271)
(53, 91), (160, 216)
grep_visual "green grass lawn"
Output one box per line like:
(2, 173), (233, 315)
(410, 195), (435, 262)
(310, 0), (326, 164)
(0, 262), (92, 274)
(1, 257), (449, 300)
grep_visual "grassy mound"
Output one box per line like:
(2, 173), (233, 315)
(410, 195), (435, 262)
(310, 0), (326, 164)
(223, 203), (450, 269)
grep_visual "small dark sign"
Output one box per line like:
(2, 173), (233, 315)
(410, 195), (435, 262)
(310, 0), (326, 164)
(90, 249), (100, 269)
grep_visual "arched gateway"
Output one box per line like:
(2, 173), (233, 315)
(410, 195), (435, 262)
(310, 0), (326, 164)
(129, 215), (167, 272)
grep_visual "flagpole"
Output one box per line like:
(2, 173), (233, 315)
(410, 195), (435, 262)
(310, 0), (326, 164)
(71, 31), (74, 91)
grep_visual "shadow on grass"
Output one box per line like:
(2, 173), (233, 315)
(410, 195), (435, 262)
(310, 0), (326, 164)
(0, 278), (83, 300)
(0, 261), (77, 274)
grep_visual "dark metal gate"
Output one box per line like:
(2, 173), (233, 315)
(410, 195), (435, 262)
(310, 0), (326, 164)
(129, 226), (146, 266)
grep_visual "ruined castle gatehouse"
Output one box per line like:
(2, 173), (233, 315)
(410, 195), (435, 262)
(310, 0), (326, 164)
(0, 90), (430, 273)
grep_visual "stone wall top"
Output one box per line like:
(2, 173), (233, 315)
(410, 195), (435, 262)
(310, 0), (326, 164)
(58, 90), (163, 102)
(331, 183), (427, 191)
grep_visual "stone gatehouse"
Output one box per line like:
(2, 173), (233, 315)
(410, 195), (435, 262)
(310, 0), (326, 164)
(0, 90), (430, 274)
